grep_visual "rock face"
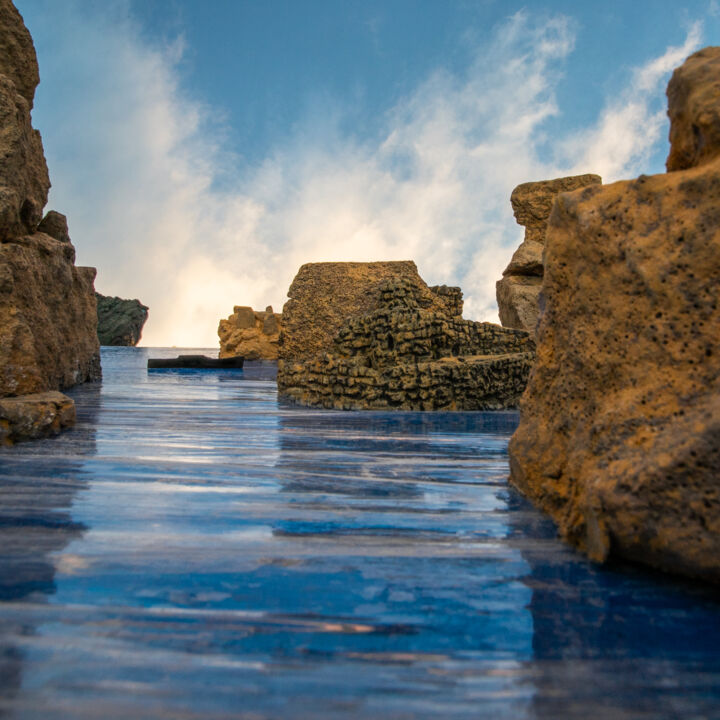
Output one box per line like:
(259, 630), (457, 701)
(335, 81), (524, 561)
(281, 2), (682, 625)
(497, 174), (602, 334)
(218, 305), (282, 360)
(508, 47), (720, 583)
(278, 261), (460, 363)
(96, 293), (149, 346)
(0, 1), (100, 444)
(278, 271), (535, 411)
(0, 391), (75, 445)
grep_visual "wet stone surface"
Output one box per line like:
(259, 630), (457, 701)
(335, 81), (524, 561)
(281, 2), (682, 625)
(0, 347), (718, 719)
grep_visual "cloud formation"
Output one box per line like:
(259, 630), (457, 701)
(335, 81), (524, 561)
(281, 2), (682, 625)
(29, 4), (702, 346)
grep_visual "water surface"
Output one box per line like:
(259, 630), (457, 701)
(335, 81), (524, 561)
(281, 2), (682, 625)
(0, 347), (718, 719)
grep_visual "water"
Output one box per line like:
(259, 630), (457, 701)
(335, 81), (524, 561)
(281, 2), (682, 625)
(0, 347), (718, 719)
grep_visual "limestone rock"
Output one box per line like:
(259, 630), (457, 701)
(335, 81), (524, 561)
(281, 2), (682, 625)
(497, 174), (601, 334)
(279, 275), (535, 411)
(0, 1), (100, 444)
(218, 305), (282, 360)
(0, 0), (39, 109)
(509, 49), (720, 583)
(666, 46), (720, 172)
(96, 293), (149, 346)
(37, 209), (70, 243)
(278, 261), (459, 363)
(0, 233), (100, 396)
(0, 391), (75, 445)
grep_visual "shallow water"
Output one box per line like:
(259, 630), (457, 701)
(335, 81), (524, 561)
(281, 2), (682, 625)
(0, 346), (718, 719)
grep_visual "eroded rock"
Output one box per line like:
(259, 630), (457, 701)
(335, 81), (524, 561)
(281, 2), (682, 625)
(279, 275), (535, 411)
(508, 49), (720, 583)
(96, 293), (149, 346)
(0, 391), (75, 445)
(278, 261), (459, 363)
(0, 1), (100, 444)
(497, 174), (601, 334)
(218, 305), (282, 360)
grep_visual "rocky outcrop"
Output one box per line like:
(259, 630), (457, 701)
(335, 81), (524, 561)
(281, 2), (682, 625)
(279, 274), (535, 411)
(96, 293), (148, 346)
(508, 47), (720, 583)
(497, 174), (601, 334)
(278, 261), (460, 363)
(0, 1), (100, 444)
(0, 391), (75, 445)
(218, 305), (281, 360)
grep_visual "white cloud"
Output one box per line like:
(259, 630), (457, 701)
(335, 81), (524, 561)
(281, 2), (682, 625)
(26, 3), (704, 346)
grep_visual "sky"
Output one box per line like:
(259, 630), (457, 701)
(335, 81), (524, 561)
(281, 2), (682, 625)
(14, 0), (720, 347)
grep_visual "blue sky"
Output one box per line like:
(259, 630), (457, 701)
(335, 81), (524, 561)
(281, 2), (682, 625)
(15, 0), (720, 345)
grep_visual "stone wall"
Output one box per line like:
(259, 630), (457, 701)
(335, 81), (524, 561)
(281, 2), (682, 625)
(218, 305), (281, 360)
(508, 46), (720, 584)
(496, 174), (601, 334)
(0, 0), (100, 444)
(279, 277), (535, 411)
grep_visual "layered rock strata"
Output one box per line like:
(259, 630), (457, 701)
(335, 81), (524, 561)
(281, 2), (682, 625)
(279, 277), (535, 411)
(218, 305), (281, 360)
(508, 46), (720, 583)
(96, 293), (149, 346)
(497, 174), (601, 334)
(0, 0), (100, 444)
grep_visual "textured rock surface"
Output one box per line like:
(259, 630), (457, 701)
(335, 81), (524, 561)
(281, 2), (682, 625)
(0, 390), (75, 445)
(279, 261), (459, 363)
(666, 46), (720, 172)
(218, 305), (281, 360)
(0, 1), (100, 443)
(497, 174), (601, 334)
(509, 50), (720, 583)
(96, 293), (149, 346)
(279, 277), (535, 411)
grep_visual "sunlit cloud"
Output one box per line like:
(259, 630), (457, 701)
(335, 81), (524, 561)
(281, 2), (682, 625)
(28, 3), (703, 346)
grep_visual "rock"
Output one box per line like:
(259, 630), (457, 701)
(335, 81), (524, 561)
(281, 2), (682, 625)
(0, 1), (100, 444)
(666, 46), (720, 172)
(508, 49), (720, 583)
(0, 391), (75, 445)
(496, 275), (543, 332)
(37, 210), (70, 243)
(218, 305), (282, 360)
(497, 174), (602, 334)
(278, 275), (535, 411)
(96, 293), (149, 346)
(279, 261), (459, 363)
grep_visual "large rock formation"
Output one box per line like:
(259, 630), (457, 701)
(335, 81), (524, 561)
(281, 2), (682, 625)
(0, 1), (100, 444)
(508, 47), (720, 583)
(278, 267), (535, 411)
(218, 305), (281, 360)
(278, 261), (459, 363)
(96, 293), (148, 346)
(497, 174), (601, 334)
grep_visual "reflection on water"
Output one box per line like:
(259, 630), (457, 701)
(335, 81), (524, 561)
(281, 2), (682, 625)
(0, 347), (717, 719)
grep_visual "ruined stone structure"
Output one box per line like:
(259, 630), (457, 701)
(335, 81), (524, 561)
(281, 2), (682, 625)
(497, 174), (602, 334)
(279, 276), (535, 411)
(508, 46), (720, 583)
(218, 305), (282, 360)
(0, 0), (100, 444)
(96, 293), (148, 346)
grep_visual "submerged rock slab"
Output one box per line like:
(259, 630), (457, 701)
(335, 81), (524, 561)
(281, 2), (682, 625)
(497, 174), (601, 334)
(279, 277), (534, 411)
(0, 390), (75, 445)
(509, 47), (720, 583)
(218, 304), (281, 360)
(96, 293), (149, 346)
